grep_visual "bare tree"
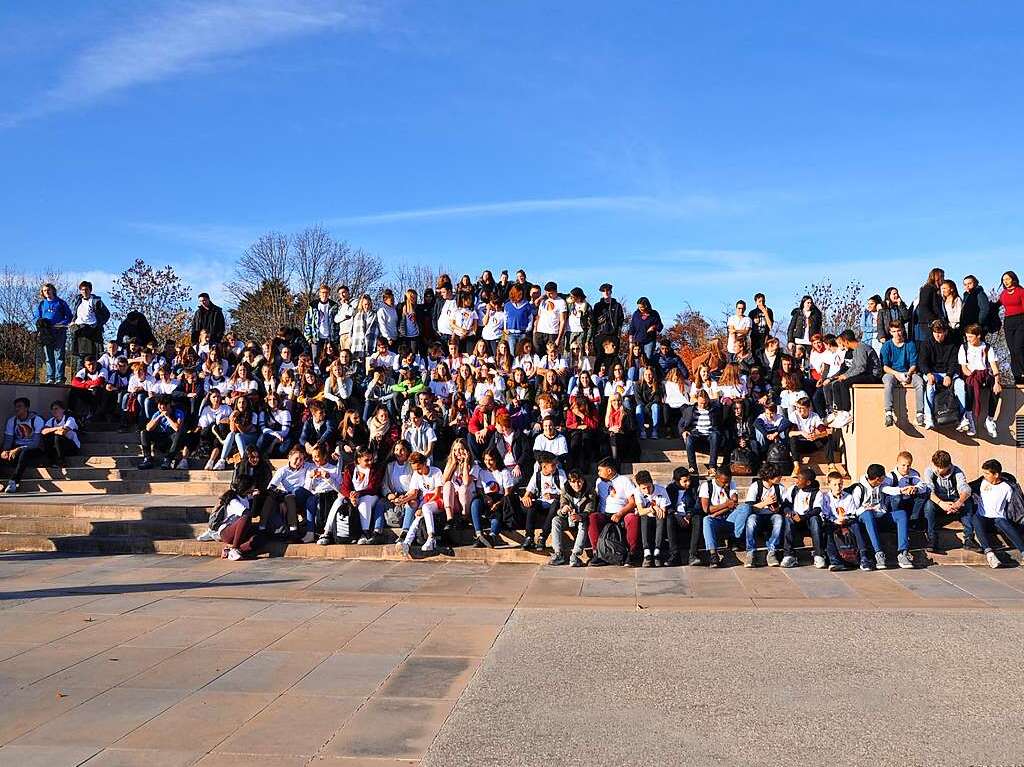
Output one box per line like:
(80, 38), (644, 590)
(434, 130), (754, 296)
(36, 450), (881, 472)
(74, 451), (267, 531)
(292, 224), (341, 301)
(109, 259), (193, 342)
(387, 260), (453, 297)
(800, 279), (864, 336)
(228, 232), (297, 332)
(0, 266), (71, 381)
(334, 242), (386, 300)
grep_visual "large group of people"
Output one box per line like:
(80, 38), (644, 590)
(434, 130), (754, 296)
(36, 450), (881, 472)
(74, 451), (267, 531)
(5, 266), (1023, 566)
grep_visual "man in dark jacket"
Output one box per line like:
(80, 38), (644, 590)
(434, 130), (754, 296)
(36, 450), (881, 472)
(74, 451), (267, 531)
(592, 283), (625, 347)
(70, 281), (111, 368)
(961, 275), (993, 333)
(918, 320), (963, 429)
(190, 293), (226, 344)
(679, 389), (724, 474)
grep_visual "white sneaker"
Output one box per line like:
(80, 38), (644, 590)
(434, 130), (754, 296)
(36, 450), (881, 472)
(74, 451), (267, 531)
(986, 550), (1002, 569)
(956, 417), (970, 433)
(813, 555), (827, 569)
(176, 458), (189, 470)
(196, 528), (218, 542)
(766, 550), (781, 567)
(875, 551), (888, 570)
(966, 414), (976, 436)
(401, 539), (412, 557)
(213, 460), (228, 471)
(226, 548), (243, 561)
(781, 555), (798, 568)
(300, 531), (315, 544)
(356, 536), (370, 545)
(422, 537), (437, 552)
(830, 411), (852, 429)
(4, 480), (16, 494)
(985, 417), (998, 439)
(316, 534), (331, 546)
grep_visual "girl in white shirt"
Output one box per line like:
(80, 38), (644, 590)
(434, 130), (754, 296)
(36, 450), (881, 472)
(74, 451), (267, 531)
(40, 401), (80, 464)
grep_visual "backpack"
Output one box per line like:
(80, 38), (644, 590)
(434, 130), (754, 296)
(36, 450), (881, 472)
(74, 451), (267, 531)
(729, 446), (756, 476)
(207, 490), (239, 531)
(985, 307), (1002, 335)
(832, 526), (860, 565)
(596, 521), (628, 566)
(1005, 476), (1024, 525)
(865, 345), (883, 379)
(765, 441), (791, 471)
(932, 386), (959, 427)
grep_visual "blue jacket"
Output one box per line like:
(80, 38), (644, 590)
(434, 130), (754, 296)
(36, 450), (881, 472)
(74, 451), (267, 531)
(880, 339), (918, 373)
(629, 309), (663, 344)
(503, 301), (535, 333)
(36, 297), (73, 327)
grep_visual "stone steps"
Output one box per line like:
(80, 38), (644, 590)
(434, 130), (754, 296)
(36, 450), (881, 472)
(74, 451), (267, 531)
(12, 479), (231, 495)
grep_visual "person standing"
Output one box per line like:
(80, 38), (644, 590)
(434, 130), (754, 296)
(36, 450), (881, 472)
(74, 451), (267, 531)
(35, 283), (73, 384)
(915, 267), (945, 343)
(190, 292), (225, 345)
(726, 300), (751, 362)
(748, 292), (774, 353)
(303, 284), (339, 363)
(998, 270), (1024, 384)
(534, 282), (567, 352)
(69, 281), (111, 370)
(592, 283), (625, 349)
(629, 297), (663, 360)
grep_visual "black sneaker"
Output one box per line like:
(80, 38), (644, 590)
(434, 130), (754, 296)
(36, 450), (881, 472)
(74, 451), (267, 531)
(589, 556), (607, 567)
(687, 555), (702, 567)
(651, 556), (661, 568)
(473, 535), (487, 549)
(642, 555), (654, 568)
(708, 552), (721, 568)
(963, 536), (981, 551)
(548, 553), (567, 566)
(137, 458), (154, 470)
(520, 538), (535, 550)
(478, 533), (495, 548)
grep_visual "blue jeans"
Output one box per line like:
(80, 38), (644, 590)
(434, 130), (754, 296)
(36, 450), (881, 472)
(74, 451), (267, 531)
(42, 332), (67, 383)
(744, 507), (783, 551)
(925, 378), (967, 424)
(974, 515), (1024, 554)
(222, 431), (258, 462)
(782, 514), (824, 557)
(685, 430), (720, 470)
(883, 494), (925, 548)
(862, 508), (910, 553)
(470, 497), (502, 536)
(922, 498), (975, 542)
(702, 506), (752, 551)
(635, 403), (660, 433)
(641, 341), (657, 360)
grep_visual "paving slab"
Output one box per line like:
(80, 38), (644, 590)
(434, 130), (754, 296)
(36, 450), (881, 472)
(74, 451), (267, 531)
(214, 693), (363, 757)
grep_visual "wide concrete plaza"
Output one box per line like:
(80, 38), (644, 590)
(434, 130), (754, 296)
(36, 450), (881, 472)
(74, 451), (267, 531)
(1, 552), (1023, 766)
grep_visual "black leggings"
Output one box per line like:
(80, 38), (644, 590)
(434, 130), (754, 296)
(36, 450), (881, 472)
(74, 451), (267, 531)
(41, 434), (78, 464)
(1005, 314), (1024, 383)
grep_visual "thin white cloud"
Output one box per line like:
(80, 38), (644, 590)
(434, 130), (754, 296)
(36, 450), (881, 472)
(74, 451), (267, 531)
(4, 0), (367, 126)
(325, 195), (738, 226)
(127, 221), (260, 252)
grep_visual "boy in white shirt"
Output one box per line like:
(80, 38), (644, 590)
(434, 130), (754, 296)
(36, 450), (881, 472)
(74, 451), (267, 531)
(880, 450), (927, 569)
(957, 324), (1002, 438)
(534, 281), (567, 351)
(781, 466), (826, 569)
(699, 466), (743, 568)
(296, 444), (338, 543)
(973, 459), (1024, 568)
(848, 463), (896, 571)
(821, 471), (872, 571)
(726, 300), (751, 360)
(521, 452), (567, 552)
(588, 458), (641, 566)
(741, 465), (786, 567)
(634, 470), (672, 568)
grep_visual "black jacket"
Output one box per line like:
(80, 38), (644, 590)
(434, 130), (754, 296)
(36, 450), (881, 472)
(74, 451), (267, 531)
(191, 303), (226, 344)
(679, 402), (724, 435)
(961, 286), (991, 329)
(592, 298), (625, 339)
(115, 311), (156, 347)
(786, 306), (823, 345)
(916, 284), (943, 328)
(918, 335), (960, 377)
(877, 301), (910, 342)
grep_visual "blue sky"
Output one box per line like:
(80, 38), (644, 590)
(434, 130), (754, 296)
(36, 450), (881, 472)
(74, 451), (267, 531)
(2, 0), (1023, 322)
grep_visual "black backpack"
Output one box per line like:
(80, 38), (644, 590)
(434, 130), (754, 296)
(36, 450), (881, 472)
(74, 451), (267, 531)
(596, 522), (628, 565)
(765, 441), (791, 470)
(1006, 477), (1024, 525)
(933, 386), (959, 427)
(865, 345), (883, 379)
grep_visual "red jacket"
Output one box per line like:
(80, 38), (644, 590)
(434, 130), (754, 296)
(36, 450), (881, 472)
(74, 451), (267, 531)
(339, 463), (383, 498)
(468, 405), (508, 436)
(565, 408), (597, 431)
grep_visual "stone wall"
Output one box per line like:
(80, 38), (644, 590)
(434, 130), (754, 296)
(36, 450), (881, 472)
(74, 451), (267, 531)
(846, 384), (1023, 478)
